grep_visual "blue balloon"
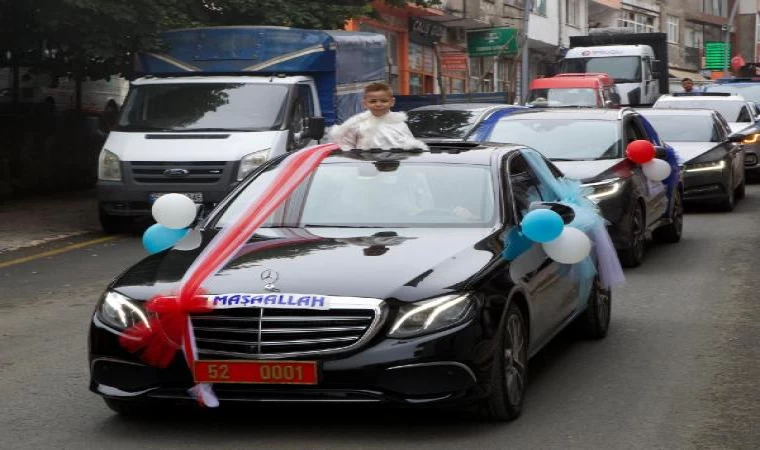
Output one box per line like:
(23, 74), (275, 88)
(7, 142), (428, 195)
(502, 227), (533, 261)
(521, 209), (564, 243)
(143, 224), (189, 254)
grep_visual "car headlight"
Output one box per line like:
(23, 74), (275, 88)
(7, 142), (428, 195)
(98, 149), (122, 182)
(583, 178), (623, 202)
(744, 133), (760, 144)
(388, 294), (475, 338)
(684, 160), (726, 173)
(237, 149), (270, 181)
(96, 291), (149, 330)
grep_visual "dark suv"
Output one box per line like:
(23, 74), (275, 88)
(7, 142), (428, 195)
(468, 108), (683, 267)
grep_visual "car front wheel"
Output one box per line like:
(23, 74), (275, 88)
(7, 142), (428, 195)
(480, 302), (527, 422)
(574, 276), (612, 339)
(653, 190), (683, 244)
(619, 202), (646, 268)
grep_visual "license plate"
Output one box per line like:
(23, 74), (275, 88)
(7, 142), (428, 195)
(193, 360), (318, 385)
(149, 192), (203, 203)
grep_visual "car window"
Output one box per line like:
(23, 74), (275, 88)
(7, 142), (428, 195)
(407, 109), (481, 139)
(506, 153), (544, 221)
(624, 117), (647, 144)
(737, 106), (752, 123)
(639, 114), (720, 142)
(654, 98), (744, 122)
(715, 112), (732, 135)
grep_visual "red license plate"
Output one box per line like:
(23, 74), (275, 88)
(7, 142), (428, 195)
(193, 360), (318, 385)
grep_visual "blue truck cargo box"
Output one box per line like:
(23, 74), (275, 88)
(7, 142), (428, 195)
(135, 26), (387, 125)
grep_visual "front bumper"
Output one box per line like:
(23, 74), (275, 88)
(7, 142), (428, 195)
(744, 143), (760, 173)
(89, 315), (492, 407)
(97, 181), (237, 217)
(682, 167), (730, 203)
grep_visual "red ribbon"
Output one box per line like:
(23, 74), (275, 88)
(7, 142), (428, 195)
(119, 144), (340, 369)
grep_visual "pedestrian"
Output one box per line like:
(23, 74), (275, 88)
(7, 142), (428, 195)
(329, 82), (428, 150)
(681, 78), (694, 93)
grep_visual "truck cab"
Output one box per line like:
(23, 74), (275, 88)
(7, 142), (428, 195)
(527, 73), (620, 108)
(559, 45), (659, 106)
(96, 27), (385, 232)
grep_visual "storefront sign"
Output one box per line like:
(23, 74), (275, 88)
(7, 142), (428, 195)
(467, 27), (518, 57)
(441, 54), (468, 72)
(409, 17), (445, 45)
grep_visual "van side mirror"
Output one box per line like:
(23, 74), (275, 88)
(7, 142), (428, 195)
(304, 117), (325, 140)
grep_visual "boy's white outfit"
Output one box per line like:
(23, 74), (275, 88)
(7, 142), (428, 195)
(329, 111), (428, 151)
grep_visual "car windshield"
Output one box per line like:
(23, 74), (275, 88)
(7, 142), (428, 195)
(641, 115), (720, 142)
(214, 160), (497, 228)
(654, 100), (744, 122)
(704, 84), (760, 102)
(118, 83), (288, 132)
(528, 88), (598, 107)
(473, 119), (620, 160)
(407, 110), (481, 139)
(560, 56), (641, 83)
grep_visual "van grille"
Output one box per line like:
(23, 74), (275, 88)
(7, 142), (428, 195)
(191, 300), (385, 360)
(129, 161), (226, 184)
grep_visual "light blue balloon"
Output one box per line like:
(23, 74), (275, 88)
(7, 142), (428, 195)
(143, 224), (189, 254)
(521, 209), (564, 243)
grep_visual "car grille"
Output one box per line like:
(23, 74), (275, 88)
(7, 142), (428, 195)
(190, 299), (385, 360)
(129, 161), (226, 184)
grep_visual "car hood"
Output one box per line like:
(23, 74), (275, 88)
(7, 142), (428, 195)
(728, 122), (755, 134)
(552, 158), (626, 182)
(667, 142), (717, 163)
(111, 227), (500, 303)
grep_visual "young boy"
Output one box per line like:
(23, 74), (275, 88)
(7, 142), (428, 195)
(329, 82), (428, 150)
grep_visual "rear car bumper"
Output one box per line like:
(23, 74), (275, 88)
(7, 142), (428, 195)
(89, 316), (492, 407)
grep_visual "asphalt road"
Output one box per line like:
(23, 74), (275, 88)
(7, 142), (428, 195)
(2, 188), (760, 450)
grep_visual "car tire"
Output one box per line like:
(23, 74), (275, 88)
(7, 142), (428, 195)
(574, 277), (612, 340)
(99, 207), (130, 234)
(479, 302), (527, 422)
(653, 190), (683, 244)
(718, 183), (735, 212)
(735, 176), (746, 200)
(103, 398), (158, 416)
(619, 202), (646, 268)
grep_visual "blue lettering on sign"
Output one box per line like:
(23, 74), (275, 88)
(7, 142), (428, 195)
(287, 295), (297, 305)
(240, 295), (251, 306)
(297, 296), (312, 306)
(311, 296), (326, 308)
(213, 295), (228, 306)
(227, 294), (241, 306)
(251, 295), (263, 305)
(277, 295), (288, 305)
(264, 295), (278, 305)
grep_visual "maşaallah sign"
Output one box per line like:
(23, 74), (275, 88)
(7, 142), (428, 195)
(467, 27), (518, 58)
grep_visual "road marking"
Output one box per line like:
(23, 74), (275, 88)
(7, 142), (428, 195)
(0, 236), (120, 269)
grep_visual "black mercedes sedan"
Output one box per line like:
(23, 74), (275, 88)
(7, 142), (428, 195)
(89, 143), (612, 422)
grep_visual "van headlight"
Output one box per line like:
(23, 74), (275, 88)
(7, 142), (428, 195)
(98, 149), (122, 182)
(388, 294), (475, 338)
(96, 291), (149, 330)
(583, 178), (624, 202)
(237, 149), (270, 181)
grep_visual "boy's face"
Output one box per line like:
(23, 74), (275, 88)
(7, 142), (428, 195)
(363, 90), (395, 117)
(682, 80), (693, 91)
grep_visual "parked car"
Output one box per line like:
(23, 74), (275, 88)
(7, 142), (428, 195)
(526, 73), (621, 108)
(90, 143), (612, 421)
(407, 103), (525, 142)
(653, 93), (760, 175)
(637, 108), (751, 211)
(467, 108), (683, 267)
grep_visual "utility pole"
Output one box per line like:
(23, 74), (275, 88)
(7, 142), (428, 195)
(520, 0), (533, 103)
(722, 0), (740, 78)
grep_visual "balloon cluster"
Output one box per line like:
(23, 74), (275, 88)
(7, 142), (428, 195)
(143, 194), (200, 254)
(626, 140), (671, 182)
(520, 208), (592, 264)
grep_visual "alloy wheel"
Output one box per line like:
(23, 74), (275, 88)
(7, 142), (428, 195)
(632, 206), (646, 261)
(504, 314), (526, 406)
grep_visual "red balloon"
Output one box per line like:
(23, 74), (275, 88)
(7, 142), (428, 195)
(626, 140), (655, 164)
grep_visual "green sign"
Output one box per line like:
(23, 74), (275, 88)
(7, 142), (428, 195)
(704, 41), (731, 70)
(467, 28), (518, 57)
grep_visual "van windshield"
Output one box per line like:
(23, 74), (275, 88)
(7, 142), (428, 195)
(560, 56), (641, 83)
(117, 83), (289, 132)
(528, 88), (598, 107)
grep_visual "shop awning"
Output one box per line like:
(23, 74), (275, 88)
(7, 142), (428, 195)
(669, 68), (709, 82)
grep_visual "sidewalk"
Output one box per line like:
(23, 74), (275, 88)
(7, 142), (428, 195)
(0, 189), (100, 253)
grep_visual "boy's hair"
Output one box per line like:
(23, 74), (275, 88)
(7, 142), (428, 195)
(682, 78), (692, 83)
(364, 82), (393, 97)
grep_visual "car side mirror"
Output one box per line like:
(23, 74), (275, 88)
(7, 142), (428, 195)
(304, 117), (325, 140)
(531, 202), (576, 225)
(604, 100), (614, 108)
(654, 146), (668, 159)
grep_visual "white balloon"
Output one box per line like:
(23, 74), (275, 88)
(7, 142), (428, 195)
(152, 193), (197, 229)
(642, 159), (671, 182)
(173, 229), (202, 251)
(542, 227), (592, 265)
(509, 244), (547, 282)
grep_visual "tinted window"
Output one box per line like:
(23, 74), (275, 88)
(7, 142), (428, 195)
(507, 154), (543, 220)
(407, 110), (481, 139)
(215, 161), (496, 228)
(560, 56), (642, 83)
(119, 83), (288, 131)
(654, 99), (744, 122)
(641, 114), (720, 142)
(704, 84), (760, 102)
(478, 119), (621, 160)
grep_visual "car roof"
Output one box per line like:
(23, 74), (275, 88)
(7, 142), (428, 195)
(657, 94), (745, 102)
(498, 108), (623, 121)
(323, 143), (523, 165)
(636, 108), (715, 117)
(530, 74), (611, 89)
(408, 103), (515, 112)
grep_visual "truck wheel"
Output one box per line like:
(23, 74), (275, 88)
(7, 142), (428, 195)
(99, 207), (130, 234)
